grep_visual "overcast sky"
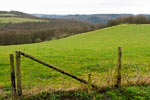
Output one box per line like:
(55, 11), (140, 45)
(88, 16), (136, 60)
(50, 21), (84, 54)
(0, 0), (150, 14)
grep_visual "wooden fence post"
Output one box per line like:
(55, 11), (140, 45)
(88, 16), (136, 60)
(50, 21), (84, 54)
(88, 73), (92, 93)
(116, 47), (122, 88)
(9, 54), (16, 97)
(16, 51), (22, 96)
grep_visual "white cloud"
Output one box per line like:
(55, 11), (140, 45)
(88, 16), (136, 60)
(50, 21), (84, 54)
(0, 0), (150, 14)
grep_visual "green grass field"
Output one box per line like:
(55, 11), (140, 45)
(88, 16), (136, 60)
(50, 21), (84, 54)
(1, 24), (150, 94)
(0, 17), (44, 23)
(0, 14), (16, 17)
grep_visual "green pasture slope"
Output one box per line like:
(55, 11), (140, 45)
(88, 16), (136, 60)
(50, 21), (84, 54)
(0, 17), (44, 23)
(1, 24), (150, 94)
(0, 14), (16, 17)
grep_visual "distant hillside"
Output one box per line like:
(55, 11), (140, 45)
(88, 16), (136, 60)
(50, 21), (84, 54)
(0, 11), (45, 23)
(0, 10), (37, 18)
(0, 11), (104, 45)
(33, 14), (133, 24)
(33, 14), (150, 24)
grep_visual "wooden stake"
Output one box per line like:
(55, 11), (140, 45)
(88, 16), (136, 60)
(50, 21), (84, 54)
(10, 54), (16, 96)
(88, 73), (92, 93)
(16, 51), (22, 96)
(116, 47), (122, 88)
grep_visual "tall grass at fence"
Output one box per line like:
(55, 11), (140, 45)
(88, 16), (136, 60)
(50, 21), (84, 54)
(12, 49), (150, 96)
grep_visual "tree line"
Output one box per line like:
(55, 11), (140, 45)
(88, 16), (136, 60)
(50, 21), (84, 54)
(107, 16), (150, 26)
(0, 18), (105, 45)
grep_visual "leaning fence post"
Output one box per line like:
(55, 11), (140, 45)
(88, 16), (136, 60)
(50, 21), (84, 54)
(10, 54), (16, 97)
(16, 51), (22, 96)
(88, 73), (92, 93)
(116, 47), (122, 88)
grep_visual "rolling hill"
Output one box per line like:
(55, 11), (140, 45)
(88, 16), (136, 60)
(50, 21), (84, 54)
(0, 11), (44, 23)
(1, 24), (150, 94)
(0, 17), (44, 23)
(33, 14), (133, 24)
(0, 11), (98, 45)
(33, 14), (150, 24)
(0, 10), (37, 18)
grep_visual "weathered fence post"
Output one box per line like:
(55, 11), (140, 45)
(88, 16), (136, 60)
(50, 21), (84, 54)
(88, 73), (92, 93)
(116, 47), (122, 88)
(9, 54), (16, 97)
(16, 51), (22, 96)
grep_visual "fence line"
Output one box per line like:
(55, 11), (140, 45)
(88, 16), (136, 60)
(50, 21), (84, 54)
(3, 47), (150, 98)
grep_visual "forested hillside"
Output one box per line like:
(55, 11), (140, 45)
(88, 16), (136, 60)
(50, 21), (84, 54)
(0, 11), (106, 45)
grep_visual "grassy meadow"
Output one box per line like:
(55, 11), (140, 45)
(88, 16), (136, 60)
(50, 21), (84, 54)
(0, 14), (16, 17)
(0, 17), (44, 23)
(1, 24), (150, 94)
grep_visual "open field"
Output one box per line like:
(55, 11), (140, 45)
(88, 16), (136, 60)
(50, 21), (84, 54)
(0, 14), (16, 17)
(1, 24), (150, 95)
(0, 17), (44, 23)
